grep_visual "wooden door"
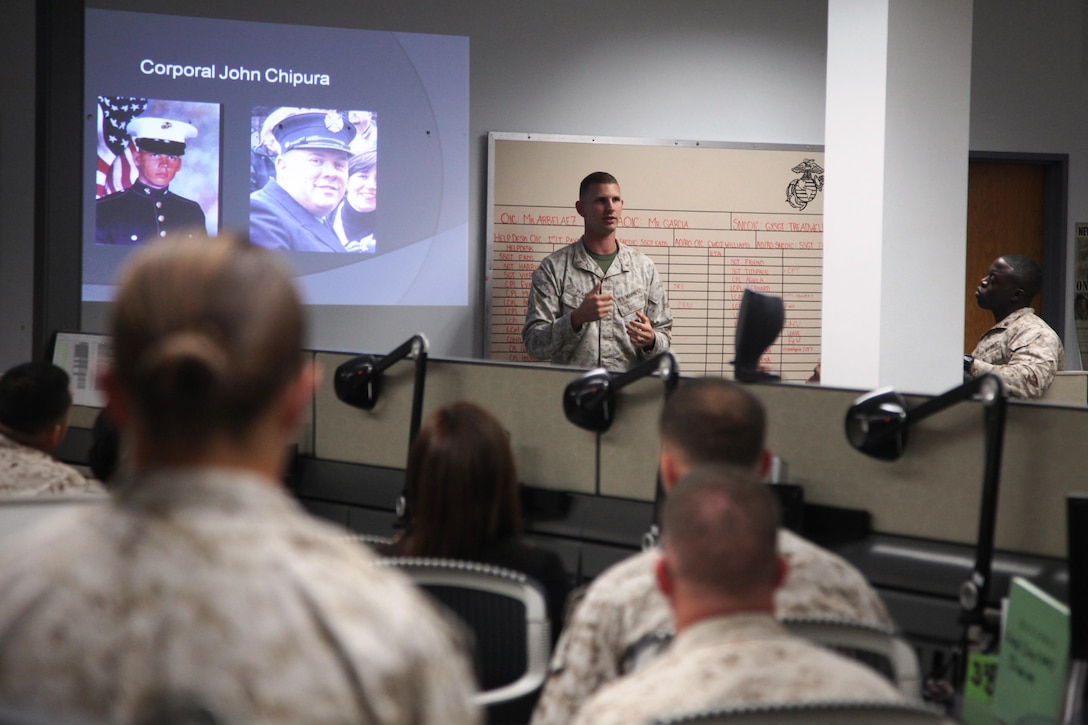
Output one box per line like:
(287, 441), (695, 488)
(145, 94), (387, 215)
(965, 162), (1046, 351)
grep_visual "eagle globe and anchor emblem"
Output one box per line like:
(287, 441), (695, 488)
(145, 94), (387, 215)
(786, 158), (824, 211)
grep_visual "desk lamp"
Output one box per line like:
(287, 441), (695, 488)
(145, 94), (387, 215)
(563, 351), (680, 552)
(733, 288), (784, 383)
(334, 333), (429, 522)
(562, 351), (679, 433)
(845, 373), (1007, 684)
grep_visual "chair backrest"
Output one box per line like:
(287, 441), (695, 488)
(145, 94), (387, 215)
(652, 700), (951, 724)
(779, 617), (922, 701)
(341, 532), (394, 549)
(621, 617), (922, 700)
(0, 496), (106, 542)
(378, 557), (551, 707)
(0, 703), (91, 725)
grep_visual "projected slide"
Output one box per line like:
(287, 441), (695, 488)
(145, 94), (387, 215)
(82, 9), (469, 307)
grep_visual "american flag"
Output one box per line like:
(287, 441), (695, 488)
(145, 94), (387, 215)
(96, 96), (148, 198)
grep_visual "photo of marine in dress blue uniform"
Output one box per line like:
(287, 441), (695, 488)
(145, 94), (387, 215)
(95, 116), (208, 245)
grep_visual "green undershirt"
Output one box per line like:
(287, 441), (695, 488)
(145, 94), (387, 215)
(587, 248), (618, 275)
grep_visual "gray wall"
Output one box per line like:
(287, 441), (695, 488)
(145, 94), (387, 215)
(1, 1), (39, 370)
(3, 1), (1088, 370)
(970, 2), (1088, 368)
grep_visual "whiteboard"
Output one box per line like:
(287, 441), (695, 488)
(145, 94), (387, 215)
(486, 133), (824, 382)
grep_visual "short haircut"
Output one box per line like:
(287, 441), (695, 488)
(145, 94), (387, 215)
(579, 171), (619, 200)
(659, 377), (766, 469)
(662, 464), (780, 595)
(0, 362), (72, 436)
(402, 401), (523, 559)
(1000, 254), (1043, 302)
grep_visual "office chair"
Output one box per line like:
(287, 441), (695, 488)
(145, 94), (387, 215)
(0, 704), (90, 725)
(652, 700), (950, 724)
(618, 617), (922, 701)
(341, 532), (395, 549)
(377, 558), (551, 708)
(780, 616), (923, 701)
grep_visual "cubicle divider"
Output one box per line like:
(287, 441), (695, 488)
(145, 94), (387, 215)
(597, 374), (668, 500)
(61, 350), (1084, 563)
(61, 351), (1083, 565)
(296, 353), (1081, 644)
(312, 351), (420, 469)
(756, 381), (1085, 559)
(299, 352), (658, 581)
(424, 359), (600, 494)
(53, 347), (1085, 687)
(310, 353), (599, 491)
(753, 381), (1078, 671)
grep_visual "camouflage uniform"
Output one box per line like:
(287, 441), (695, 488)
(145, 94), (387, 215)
(968, 307), (1064, 399)
(0, 468), (480, 725)
(570, 613), (903, 725)
(522, 238), (672, 371)
(531, 529), (893, 725)
(0, 432), (105, 497)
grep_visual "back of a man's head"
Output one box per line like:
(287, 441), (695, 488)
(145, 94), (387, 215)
(659, 377), (766, 470)
(0, 362), (72, 439)
(662, 464), (781, 602)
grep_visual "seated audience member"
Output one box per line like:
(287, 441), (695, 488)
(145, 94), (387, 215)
(0, 234), (479, 724)
(532, 377), (894, 725)
(0, 361), (103, 496)
(87, 408), (122, 487)
(384, 401), (571, 637)
(965, 253), (1064, 399)
(571, 466), (903, 724)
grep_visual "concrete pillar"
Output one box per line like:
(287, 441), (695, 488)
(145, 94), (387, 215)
(822, 0), (973, 394)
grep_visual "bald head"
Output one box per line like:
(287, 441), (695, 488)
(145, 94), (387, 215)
(975, 254), (1044, 322)
(1000, 254), (1042, 302)
(661, 465), (781, 601)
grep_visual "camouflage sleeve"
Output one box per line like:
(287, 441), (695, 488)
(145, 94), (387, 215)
(972, 327), (1062, 399)
(643, 258), (672, 355)
(775, 531), (896, 630)
(530, 587), (626, 725)
(522, 258), (583, 362)
(54, 466), (107, 496)
(0, 444), (105, 498)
